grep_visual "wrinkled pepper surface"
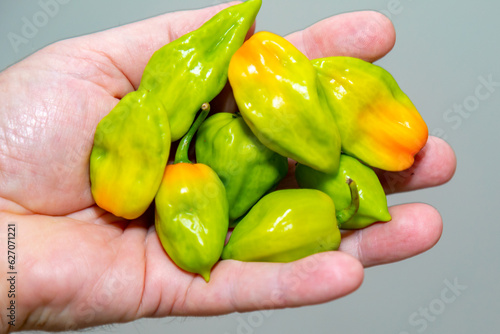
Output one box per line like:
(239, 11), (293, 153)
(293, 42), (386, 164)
(228, 31), (341, 174)
(195, 112), (288, 224)
(312, 56), (428, 171)
(296, 154), (391, 229)
(222, 181), (359, 263)
(140, 0), (262, 141)
(155, 104), (228, 282)
(90, 90), (170, 219)
(90, 0), (260, 219)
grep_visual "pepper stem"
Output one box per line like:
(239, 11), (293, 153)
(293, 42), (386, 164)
(174, 102), (211, 164)
(336, 178), (360, 228)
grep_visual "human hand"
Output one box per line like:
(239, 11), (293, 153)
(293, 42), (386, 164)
(0, 2), (456, 332)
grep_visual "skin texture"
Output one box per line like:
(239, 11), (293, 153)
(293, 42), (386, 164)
(0, 2), (456, 332)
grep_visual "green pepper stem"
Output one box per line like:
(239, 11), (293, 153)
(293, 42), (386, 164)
(174, 102), (211, 164)
(336, 178), (360, 227)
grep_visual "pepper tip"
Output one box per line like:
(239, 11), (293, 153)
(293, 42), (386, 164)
(200, 271), (211, 283)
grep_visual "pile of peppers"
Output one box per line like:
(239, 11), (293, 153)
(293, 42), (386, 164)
(89, 0), (428, 282)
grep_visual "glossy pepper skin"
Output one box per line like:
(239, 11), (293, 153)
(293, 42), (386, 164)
(155, 163), (228, 281)
(222, 189), (340, 262)
(228, 31), (341, 174)
(90, 90), (170, 219)
(155, 104), (228, 282)
(296, 154), (391, 229)
(222, 182), (359, 263)
(312, 57), (428, 171)
(195, 112), (288, 224)
(139, 0), (262, 141)
(90, 0), (260, 218)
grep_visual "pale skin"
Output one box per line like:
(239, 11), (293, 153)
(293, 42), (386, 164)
(0, 2), (456, 332)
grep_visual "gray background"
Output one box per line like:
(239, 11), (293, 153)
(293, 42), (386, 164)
(1, 0), (499, 333)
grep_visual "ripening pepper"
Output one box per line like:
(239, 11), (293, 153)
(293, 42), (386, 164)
(155, 104), (228, 282)
(312, 56), (428, 171)
(222, 181), (359, 263)
(139, 0), (262, 141)
(90, 0), (260, 218)
(296, 154), (391, 229)
(90, 90), (170, 219)
(228, 31), (341, 174)
(195, 112), (289, 224)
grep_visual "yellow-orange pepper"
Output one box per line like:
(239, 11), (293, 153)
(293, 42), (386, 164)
(312, 57), (428, 171)
(155, 104), (228, 282)
(228, 31), (341, 174)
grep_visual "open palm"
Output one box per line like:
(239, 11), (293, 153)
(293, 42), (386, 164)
(0, 3), (455, 332)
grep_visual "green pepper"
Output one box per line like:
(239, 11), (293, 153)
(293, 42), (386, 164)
(312, 56), (428, 171)
(195, 112), (288, 224)
(296, 154), (391, 229)
(140, 0), (262, 141)
(228, 31), (341, 174)
(155, 103), (228, 282)
(90, 90), (170, 219)
(222, 181), (359, 263)
(90, 0), (260, 219)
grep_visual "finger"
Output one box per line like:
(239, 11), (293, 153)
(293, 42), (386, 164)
(139, 232), (363, 317)
(172, 252), (363, 315)
(279, 136), (456, 193)
(378, 136), (457, 194)
(286, 11), (396, 62)
(69, 2), (242, 91)
(339, 203), (443, 267)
